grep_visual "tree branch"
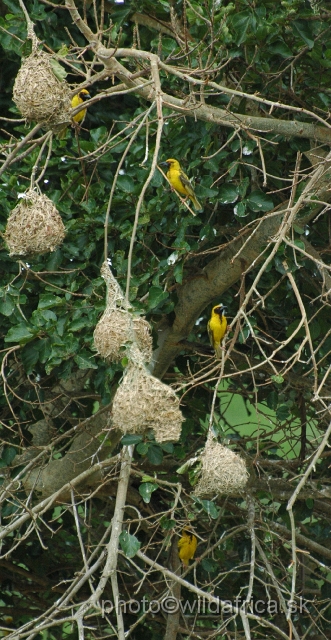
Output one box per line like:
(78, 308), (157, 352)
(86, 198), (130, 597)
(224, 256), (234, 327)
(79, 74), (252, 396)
(64, 0), (331, 144)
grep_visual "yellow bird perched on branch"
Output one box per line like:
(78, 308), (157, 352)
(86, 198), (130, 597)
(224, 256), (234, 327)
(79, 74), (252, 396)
(208, 304), (227, 358)
(178, 529), (198, 566)
(2, 616), (14, 637)
(71, 89), (91, 124)
(161, 158), (202, 211)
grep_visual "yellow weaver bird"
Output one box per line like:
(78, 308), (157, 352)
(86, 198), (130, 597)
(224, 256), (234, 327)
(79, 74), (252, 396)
(178, 529), (198, 566)
(1, 616), (14, 637)
(161, 158), (202, 211)
(208, 304), (227, 358)
(71, 89), (91, 124)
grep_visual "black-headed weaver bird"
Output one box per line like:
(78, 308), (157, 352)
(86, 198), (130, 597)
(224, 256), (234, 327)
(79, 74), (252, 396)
(161, 158), (202, 211)
(71, 89), (91, 124)
(208, 304), (227, 358)
(178, 529), (198, 566)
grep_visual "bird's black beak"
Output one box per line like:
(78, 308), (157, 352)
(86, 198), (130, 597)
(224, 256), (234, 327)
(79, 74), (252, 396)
(82, 92), (91, 101)
(216, 304), (227, 315)
(159, 161), (169, 166)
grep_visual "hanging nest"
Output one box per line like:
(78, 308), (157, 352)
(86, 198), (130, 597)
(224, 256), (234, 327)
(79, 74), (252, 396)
(133, 316), (153, 363)
(13, 50), (71, 128)
(93, 310), (152, 364)
(194, 438), (249, 498)
(112, 365), (183, 443)
(4, 190), (66, 257)
(100, 261), (126, 309)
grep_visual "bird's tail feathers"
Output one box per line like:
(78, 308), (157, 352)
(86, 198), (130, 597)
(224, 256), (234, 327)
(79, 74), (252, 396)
(215, 343), (223, 359)
(191, 195), (202, 211)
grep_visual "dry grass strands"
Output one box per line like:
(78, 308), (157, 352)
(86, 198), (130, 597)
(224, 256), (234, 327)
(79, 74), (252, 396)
(100, 261), (126, 310)
(13, 51), (71, 127)
(194, 438), (249, 498)
(96, 262), (153, 363)
(132, 316), (153, 363)
(93, 310), (152, 364)
(4, 190), (66, 256)
(112, 365), (183, 443)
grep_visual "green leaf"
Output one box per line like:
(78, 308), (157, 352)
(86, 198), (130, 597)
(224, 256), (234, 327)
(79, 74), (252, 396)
(246, 191), (274, 213)
(147, 445), (163, 465)
(117, 175), (136, 193)
(234, 201), (248, 217)
(268, 41), (293, 58)
(218, 184), (239, 204)
(119, 531), (141, 558)
(5, 324), (34, 344)
(121, 434), (143, 445)
(161, 442), (174, 453)
(293, 239), (305, 251)
(151, 169), (163, 187)
(74, 352), (98, 370)
(201, 558), (219, 573)
(56, 44), (69, 57)
(69, 319), (87, 332)
(266, 391), (278, 410)
(242, 140), (256, 156)
(292, 20), (314, 49)
(293, 224), (305, 234)
(38, 294), (63, 310)
(238, 177), (250, 198)
(160, 517), (176, 530)
(1, 446), (17, 465)
(196, 184), (218, 198)
(141, 475), (155, 482)
(198, 499), (219, 519)
(90, 127), (108, 144)
(147, 286), (168, 310)
(309, 321), (321, 340)
(230, 10), (252, 46)
(276, 404), (290, 421)
(0, 298), (15, 316)
(50, 58), (67, 81)
(173, 262), (183, 284)
(21, 344), (39, 374)
(271, 375), (284, 384)
(138, 482), (158, 503)
(136, 442), (149, 455)
(286, 318), (303, 339)
(3, 0), (23, 13)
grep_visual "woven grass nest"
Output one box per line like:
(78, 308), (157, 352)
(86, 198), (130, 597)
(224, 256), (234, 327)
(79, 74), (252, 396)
(13, 50), (71, 127)
(93, 310), (152, 364)
(112, 365), (183, 443)
(4, 190), (66, 257)
(194, 438), (249, 498)
(100, 261), (126, 310)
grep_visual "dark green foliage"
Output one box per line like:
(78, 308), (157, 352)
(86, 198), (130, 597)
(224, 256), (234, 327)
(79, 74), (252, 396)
(1, 0), (331, 638)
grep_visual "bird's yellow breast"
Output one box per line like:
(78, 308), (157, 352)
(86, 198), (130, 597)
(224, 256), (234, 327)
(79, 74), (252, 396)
(167, 164), (187, 196)
(178, 531), (198, 565)
(71, 90), (90, 124)
(208, 312), (227, 344)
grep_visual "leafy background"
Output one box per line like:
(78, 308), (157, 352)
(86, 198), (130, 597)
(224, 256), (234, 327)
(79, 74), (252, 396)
(1, 0), (331, 638)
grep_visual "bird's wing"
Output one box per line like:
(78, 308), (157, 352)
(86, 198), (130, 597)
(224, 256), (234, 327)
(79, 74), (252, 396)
(179, 170), (195, 198)
(191, 535), (198, 555)
(178, 536), (187, 551)
(207, 320), (214, 348)
(208, 320), (222, 358)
